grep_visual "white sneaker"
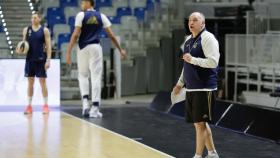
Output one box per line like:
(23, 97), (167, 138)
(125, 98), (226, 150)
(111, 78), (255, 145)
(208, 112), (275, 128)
(82, 99), (90, 117)
(89, 106), (103, 118)
(204, 153), (219, 158)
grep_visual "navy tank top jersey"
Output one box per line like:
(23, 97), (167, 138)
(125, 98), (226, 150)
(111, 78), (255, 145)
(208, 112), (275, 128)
(26, 26), (46, 61)
(79, 10), (104, 49)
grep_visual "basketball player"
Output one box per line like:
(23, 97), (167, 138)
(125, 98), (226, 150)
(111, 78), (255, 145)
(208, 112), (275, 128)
(66, 0), (126, 118)
(16, 12), (52, 114)
(173, 12), (220, 158)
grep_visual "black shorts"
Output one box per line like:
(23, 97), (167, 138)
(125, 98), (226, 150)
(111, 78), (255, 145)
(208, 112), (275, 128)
(25, 60), (47, 78)
(185, 91), (216, 123)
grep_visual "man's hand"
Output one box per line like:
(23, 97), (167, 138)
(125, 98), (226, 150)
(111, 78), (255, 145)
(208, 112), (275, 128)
(45, 60), (50, 70)
(66, 51), (72, 66)
(172, 85), (182, 95)
(120, 49), (127, 59)
(183, 53), (193, 63)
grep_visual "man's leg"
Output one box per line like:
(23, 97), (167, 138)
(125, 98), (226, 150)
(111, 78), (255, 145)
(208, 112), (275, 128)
(89, 45), (103, 118)
(194, 122), (207, 157)
(39, 78), (48, 104)
(205, 123), (216, 152)
(77, 47), (90, 116)
(24, 77), (35, 114)
(39, 77), (49, 114)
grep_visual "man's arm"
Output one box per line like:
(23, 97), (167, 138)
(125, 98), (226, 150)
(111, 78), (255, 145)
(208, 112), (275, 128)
(177, 68), (184, 87)
(44, 28), (52, 60)
(44, 28), (52, 69)
(66, 12), (83, 65)
(16, 27), (28, 54)
(104, 27), (126, 59)
(188, 34), (220, 68)
(173, 68), (184, 95)
(66, 27), (81, 65)
(22, 27), (27, 41)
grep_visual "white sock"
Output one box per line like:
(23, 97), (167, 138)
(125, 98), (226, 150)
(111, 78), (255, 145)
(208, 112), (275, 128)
(208, 149), (217, 155)
(194, 154), (202, 158)
(28, 97), (32, 105)
(43, 97), (48, 105)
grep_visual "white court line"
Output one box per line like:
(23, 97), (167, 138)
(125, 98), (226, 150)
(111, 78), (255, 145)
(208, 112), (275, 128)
(62, 112), (175, 158)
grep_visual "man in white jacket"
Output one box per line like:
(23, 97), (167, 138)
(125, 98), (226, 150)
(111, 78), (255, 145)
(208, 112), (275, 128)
(173, 12), (220, 158)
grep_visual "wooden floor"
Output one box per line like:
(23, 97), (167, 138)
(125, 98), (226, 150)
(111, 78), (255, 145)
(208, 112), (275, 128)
(0, 111), (174, 158)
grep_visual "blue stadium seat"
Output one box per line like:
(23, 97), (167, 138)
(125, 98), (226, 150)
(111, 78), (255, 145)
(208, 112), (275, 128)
(146, 0), (155, 11)
(48, 15), (66, 35)
(116, 7), (132, 17)
(58, 33), (71, 49)
(0, 25), (3, 32)
(68, 16), (75, 32)
(96, 0), (112, 8)
(47, 7), (64, 19)
(134, 7), (146, 22)
(60, 0), (78, 8)
(108, 16), (121, 24)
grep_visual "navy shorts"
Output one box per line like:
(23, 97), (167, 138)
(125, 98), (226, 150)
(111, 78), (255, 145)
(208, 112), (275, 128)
(24, 60), (47, 78)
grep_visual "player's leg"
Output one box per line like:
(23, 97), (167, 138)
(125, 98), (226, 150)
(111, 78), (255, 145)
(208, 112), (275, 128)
(77, 47), (90, 117)
(24, 60), (35, 114)
(39, 77), (49, 114)
(34, 60), (49, 114)
(24, 77), (35, 114)
(88, 44), (103, 118)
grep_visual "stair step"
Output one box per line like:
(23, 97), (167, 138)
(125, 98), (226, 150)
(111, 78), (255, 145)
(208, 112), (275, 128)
(61, 87), (80, 100)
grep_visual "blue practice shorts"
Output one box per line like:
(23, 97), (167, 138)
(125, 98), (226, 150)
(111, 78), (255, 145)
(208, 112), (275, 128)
(24, 60), (47, 78)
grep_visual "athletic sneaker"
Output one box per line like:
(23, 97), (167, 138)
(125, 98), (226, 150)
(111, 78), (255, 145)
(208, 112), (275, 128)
(82, 99), (90, 117)
(204, 153), (219, 158)
(24, 105), (33, 115)
(42, 104), (49, 114)
(82, 108), (90, 117)
(89, 106), (103, 118)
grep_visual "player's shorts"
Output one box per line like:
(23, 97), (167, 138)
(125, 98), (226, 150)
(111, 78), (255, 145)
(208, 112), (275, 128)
(24, 60), (47, 78)
(185, 91), (216, 123)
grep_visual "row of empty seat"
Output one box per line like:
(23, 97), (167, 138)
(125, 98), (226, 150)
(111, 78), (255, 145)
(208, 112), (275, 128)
(45, 0), (161, 52)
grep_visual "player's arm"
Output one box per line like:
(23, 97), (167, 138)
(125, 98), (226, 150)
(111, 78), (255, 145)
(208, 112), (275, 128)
(104, 27), (126, 59)
(16, 27), (28, 54)
(22, 27), (28, 41)
(102, 13), (126, 59)
(44, 28), (52, 60)
(66, 12), (83, 65)
(67, 26), (81, 54)
(44, 28), (52, 69)
(66, 26), (81, 65)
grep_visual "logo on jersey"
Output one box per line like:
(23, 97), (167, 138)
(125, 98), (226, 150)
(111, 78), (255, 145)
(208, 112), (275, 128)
(86, 16), (98, 25)
(193, 42), (197, 48)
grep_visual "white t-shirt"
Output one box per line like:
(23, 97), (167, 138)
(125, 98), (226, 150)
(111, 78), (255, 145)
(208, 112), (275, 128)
(74, 9), (112, 28)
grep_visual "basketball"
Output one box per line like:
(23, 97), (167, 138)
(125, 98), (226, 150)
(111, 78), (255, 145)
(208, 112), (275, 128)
(16, 41), (29, 54)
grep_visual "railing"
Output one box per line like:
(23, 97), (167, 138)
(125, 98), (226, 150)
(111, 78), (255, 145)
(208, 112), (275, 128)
(225, 34), (280, 102)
